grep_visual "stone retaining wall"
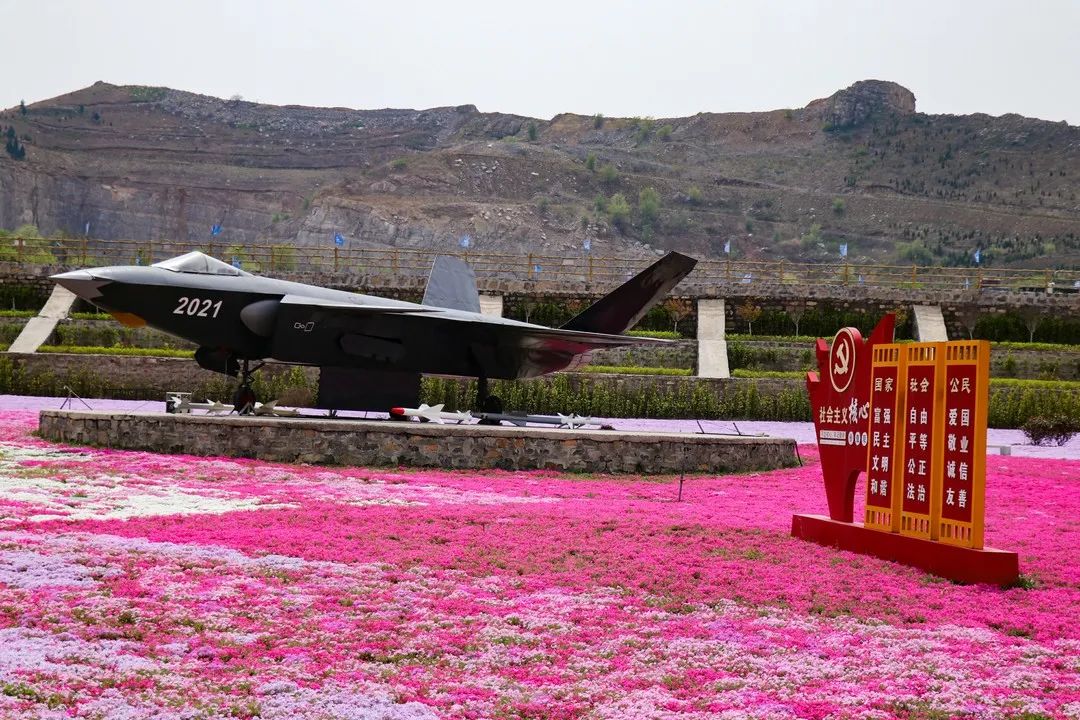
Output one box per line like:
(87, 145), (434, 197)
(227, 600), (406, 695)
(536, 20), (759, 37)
(38, 411), (798, 474)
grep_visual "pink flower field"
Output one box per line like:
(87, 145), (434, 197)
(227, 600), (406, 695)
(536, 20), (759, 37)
(0, 408), (1077, 719)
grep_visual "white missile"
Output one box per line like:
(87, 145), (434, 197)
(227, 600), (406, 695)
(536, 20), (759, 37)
(389, 404), (473, 424)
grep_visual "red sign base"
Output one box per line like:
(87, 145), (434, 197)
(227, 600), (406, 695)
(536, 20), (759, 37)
(791, 514), (1019, 586)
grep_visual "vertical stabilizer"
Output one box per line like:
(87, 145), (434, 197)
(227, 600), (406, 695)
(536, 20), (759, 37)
(561, 252), (697, 334)
(422, 256), (482, 313)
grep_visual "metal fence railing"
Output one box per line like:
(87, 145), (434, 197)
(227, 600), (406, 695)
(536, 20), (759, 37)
(2, 236), (1078, 293)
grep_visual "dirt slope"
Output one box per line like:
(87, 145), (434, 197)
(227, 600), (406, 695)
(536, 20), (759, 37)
(1, 80), (1078, 267)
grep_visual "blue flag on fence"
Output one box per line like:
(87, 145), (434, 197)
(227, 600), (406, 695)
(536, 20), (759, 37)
(839, 243), (848, 258)
(973, 248), (981, 264)
(211, 224), (222, 237)
(231, 256), (241, 269)
(583, 238), (591, 253)
(533, 264), (542, 274)
(334, 232), (345, 247)
(723, 239), (731, 254)
(459, 235), (472, 249)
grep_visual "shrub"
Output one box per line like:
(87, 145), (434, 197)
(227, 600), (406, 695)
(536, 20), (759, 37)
(592, 113), (604, 129)
(832, 198), (846, 215)
(607, 194), (631, 232)
(0, 225), (55, 264)
(585, 153), (597, 172)
(624, 329), (683, 340)
(390, 158), (407, 171)
(656, 125), (673, 141)
(687, 186), (704, 206)
(1022, 415), (1079, 446)
(638, 187), (661, 227)
(269, 244), (298, 272)
(599, 164), (619, 187)
(527, 122), (538, 141)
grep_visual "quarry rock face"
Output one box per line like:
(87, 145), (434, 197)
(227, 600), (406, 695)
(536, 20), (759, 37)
(811, 80), (917, 129)
(1, 79), (1078, 267)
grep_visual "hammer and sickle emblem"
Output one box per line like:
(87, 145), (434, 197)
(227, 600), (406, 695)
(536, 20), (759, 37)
(833, 340), (850, 377)
(828, 328), (858, 393)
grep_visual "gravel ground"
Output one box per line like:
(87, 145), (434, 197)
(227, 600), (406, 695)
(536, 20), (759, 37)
(3, 394), (1078, 460)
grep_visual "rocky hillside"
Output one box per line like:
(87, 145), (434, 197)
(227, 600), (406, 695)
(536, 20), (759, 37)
(1, 80), (1078, 267)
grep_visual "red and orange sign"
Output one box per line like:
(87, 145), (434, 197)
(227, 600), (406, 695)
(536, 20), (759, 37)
(809, 321), (991, 549)
(801, 325), (1010, 581)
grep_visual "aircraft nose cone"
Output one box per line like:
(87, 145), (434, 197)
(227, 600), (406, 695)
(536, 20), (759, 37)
(50, 270), (108, 300)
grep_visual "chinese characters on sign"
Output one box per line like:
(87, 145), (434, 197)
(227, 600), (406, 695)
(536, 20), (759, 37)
(898, 347), (939, 540)
(858, 340), (989, 548)
(937, 343), (989, 548)
(865, 346), (901, 531)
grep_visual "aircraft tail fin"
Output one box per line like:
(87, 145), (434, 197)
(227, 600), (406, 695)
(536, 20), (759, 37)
(560, 251), (697, 334)
(422, 255), (481, 313)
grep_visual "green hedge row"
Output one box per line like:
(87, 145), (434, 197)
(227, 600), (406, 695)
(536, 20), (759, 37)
(418, 375), (812, 421)
(3, 354), (1078, 427)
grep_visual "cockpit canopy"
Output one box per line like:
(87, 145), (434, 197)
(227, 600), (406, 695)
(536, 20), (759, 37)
(153, 251), (251, 277)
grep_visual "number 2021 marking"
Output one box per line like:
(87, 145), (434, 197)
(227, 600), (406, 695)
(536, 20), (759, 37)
(173, 296), (223, 318)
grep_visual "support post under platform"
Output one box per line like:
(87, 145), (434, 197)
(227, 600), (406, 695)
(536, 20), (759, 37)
(791, 514), (1019, 586)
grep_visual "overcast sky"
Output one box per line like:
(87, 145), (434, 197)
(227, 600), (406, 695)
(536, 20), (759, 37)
(5, 0), (1078, 124)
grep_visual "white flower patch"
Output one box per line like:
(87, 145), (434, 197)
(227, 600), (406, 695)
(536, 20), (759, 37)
(25, 486), (295, 522)
(0, 443), (296, 521)
(0, 549), (117, 588)
(256, 683), (440, 720)
(0, 627), (159, 676)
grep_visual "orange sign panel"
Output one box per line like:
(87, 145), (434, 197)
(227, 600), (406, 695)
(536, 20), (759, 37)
(865, 344), (903, 532)
(896, 343), (944, 540)
(937, 341), (989, 549)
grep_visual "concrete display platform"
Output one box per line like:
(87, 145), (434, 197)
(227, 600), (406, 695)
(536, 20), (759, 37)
(38, 410), (799, 474)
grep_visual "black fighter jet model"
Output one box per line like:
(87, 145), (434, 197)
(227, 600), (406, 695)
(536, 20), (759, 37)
(52, 250), (697, 412)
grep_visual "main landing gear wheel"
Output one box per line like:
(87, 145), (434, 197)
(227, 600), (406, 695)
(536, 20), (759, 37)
(475, 375), (504, 425)
(231, 358), (264, 415)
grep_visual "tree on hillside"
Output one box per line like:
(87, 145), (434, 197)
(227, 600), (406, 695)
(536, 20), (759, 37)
(785, 300), (808, 337)
(1017, 306), (1043, 343)
(955, 306), (982, 340)
(663, 297), (693, 335)
(736, 300), (763, 335)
